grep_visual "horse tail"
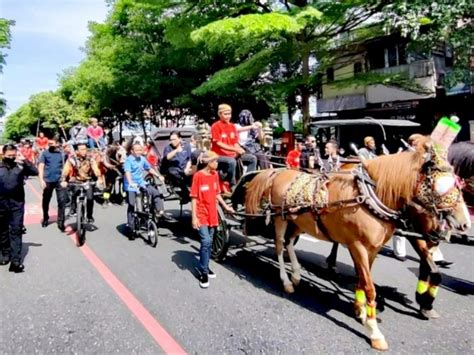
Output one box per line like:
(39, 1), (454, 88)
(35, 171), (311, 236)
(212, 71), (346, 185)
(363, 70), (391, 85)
(245, 169), (278, 214)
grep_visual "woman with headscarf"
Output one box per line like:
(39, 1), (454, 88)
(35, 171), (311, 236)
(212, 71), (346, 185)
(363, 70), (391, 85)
(235, 110), (270, 169)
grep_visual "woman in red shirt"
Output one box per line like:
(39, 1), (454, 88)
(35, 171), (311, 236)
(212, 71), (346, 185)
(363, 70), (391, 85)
(190, 151), (234, 288)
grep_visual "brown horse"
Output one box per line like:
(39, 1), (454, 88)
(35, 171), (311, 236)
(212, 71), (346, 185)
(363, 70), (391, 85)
(245, 140), (471, 351)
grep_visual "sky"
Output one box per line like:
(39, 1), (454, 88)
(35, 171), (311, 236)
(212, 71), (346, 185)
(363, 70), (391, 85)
(1, 0), (109, 117)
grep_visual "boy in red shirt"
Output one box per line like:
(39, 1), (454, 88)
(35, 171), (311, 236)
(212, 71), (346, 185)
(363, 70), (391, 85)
(190, 151), (234, 288)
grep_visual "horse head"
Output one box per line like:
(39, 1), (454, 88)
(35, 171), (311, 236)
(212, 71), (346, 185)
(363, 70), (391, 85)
(411, 137), (471, 235)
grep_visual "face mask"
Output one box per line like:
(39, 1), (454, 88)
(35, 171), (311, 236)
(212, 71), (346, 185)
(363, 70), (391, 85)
(3, 157), (16, 166)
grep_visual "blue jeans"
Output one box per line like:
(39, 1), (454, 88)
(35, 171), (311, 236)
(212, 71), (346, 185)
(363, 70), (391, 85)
(198, 226), (215, 274)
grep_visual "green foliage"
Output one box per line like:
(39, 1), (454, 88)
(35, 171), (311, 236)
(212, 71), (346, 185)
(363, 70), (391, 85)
(0, 18), (15, 117)
(5, 91), (88, 141)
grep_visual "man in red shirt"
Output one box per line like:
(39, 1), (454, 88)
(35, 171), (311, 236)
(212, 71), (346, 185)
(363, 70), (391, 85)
(286, 140), (303, 169)
(211, 104), (257, 193)
(87, 117), (105, 149)
(20, 140), (35, 163)
(35, 132), (49, 152)
(190, 151), (234, 288)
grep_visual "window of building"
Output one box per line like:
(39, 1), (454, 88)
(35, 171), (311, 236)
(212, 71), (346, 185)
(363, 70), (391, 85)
(368, 47), (385, 69)
(354, 62), (363, 75)
(326, 67), (334, 82)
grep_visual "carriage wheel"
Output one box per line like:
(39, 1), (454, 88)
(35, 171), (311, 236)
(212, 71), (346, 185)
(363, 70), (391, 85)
(147, 220), (158, 248)
(212, 206), (230, 261)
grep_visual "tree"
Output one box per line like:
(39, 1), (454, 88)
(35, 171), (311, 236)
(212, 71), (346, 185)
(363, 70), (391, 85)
(0, 18), (15, 117)
(4, 91), (88, 140)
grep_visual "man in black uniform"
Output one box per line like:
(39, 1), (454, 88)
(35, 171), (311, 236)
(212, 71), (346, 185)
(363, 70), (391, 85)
(0, 144), (38, 272)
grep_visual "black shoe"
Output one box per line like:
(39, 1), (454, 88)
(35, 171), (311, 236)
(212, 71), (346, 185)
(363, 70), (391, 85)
(41, 219), (49, 228)
(0, 256), (11, 266)
(58, 223), (66, 232)
(208, 269), (216, 279)
(199, 273), (209, 288)
(86, 217), (95, 224)
(9, 262), (24, 273)
(435, 260), (454, 268)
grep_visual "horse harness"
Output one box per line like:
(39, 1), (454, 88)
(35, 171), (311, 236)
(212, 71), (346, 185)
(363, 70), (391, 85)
(259, 163), (461, 243)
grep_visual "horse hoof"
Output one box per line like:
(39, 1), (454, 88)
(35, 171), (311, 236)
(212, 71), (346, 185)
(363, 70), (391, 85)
(291, 275), (301, 286)
(420, 308), (440, 319)
(284, 283), (295, 294)
(371, 338), (388, 351)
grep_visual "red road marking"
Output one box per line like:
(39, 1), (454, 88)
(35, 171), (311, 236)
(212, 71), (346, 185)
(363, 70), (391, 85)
(26, 181), (187, 354)
(24, 203), (57, 225)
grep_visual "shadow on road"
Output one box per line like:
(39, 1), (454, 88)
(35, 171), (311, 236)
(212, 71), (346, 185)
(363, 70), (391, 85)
(21, 242), (43, 261)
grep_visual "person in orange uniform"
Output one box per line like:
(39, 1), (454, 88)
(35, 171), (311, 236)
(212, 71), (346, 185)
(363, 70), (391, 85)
(286, 140), (303, 169)
(190, 151), (234, 288)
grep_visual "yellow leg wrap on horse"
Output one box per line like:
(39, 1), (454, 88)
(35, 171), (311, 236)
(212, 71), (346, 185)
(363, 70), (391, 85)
(355, 289), (366, 304)
(428, 285), (439, 298)
(103, 192), (110, 200)
(366, 302), (376, 319)
(417, 280), (429, 294)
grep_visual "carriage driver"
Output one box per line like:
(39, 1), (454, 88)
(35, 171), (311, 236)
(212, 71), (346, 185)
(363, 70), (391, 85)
(211, 103), (256, 195)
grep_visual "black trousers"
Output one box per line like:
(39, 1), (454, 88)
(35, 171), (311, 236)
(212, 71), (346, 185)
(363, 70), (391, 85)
(0, 199), (25, 263)
(70, 185), (94, 219)
(42, 181), (67, 225)
(126, 185), (164, 230)
(167, 167), (191, 199)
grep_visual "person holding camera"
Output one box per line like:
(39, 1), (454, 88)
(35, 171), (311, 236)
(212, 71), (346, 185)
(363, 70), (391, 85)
(300, 135), (320, 170)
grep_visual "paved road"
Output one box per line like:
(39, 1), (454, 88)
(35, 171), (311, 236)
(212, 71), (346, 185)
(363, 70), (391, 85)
(1, 177), (473, 354)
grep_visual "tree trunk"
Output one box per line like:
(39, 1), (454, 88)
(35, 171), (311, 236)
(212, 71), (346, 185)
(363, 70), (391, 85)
(301, 50), (311, 136)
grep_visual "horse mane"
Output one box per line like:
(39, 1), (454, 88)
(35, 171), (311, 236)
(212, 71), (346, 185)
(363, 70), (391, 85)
(448, 141), (474, 179)
(364, 151), (425, 210)
(245, 170), (277, 214)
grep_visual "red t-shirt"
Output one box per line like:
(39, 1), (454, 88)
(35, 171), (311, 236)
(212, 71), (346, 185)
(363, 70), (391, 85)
(146, 149), (159, 168)
(36, 137), (49, 150)
(286, 150), (301, 168)
(20, 147), (34, 161)
(211, 120), (238, 158)
(190, 170), (221, 226)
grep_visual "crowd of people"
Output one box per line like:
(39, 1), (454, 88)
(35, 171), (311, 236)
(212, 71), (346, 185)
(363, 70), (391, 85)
(0, 107), (456, 284)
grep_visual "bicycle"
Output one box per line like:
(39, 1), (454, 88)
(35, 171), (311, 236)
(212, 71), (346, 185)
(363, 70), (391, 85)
(70, 181), (96, 247)
(132, 186), (159, 247)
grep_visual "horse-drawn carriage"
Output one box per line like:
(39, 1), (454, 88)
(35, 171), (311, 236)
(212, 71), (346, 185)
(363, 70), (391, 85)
(150, 123), (471, 351)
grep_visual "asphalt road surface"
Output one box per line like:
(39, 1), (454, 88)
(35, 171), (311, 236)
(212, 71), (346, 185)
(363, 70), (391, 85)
(1, 177), (473, 354)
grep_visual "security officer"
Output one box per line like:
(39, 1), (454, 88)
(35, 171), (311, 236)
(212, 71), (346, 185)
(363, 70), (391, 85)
(0, 144), (38, 272)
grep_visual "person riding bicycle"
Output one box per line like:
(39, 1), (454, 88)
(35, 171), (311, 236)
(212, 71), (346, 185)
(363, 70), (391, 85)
(211, 103), (256, 195)
(124, 143), (175, 238)
(60, 143), (104, 223)
(162, 131), (193, 203)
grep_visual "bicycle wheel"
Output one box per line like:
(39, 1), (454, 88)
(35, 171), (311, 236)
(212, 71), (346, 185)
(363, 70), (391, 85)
(76, 201), (86, 247)
(147, 219), (158, 247)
